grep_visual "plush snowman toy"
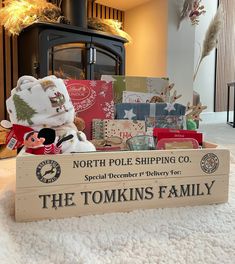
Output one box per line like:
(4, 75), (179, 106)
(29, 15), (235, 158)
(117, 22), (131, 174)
(6, 75), (96, 154)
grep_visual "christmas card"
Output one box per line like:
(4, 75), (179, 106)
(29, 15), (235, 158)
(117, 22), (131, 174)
(101, 75), (169, 103)
(64, 80), (115, 139)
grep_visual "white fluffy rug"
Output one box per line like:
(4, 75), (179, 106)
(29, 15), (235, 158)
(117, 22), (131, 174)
(0, 162), (235, 264)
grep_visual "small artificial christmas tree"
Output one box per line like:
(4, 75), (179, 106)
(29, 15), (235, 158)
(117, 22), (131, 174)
(13, 94), (37, 125)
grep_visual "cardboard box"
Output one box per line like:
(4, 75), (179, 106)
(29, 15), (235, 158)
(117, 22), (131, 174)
(15, 143), (230, 222)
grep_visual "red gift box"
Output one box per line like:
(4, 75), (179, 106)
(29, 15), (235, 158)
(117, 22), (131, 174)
(153, 128), (203, 145)
(153, 128), (197, 136)
(65, 80), (114, 139)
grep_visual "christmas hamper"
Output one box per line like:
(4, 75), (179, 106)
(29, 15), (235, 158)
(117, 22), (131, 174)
(3, 75), (229, 222)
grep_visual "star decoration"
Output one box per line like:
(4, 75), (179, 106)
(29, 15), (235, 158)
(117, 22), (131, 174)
(90, 80), (97, 87)
(123, 109), (136, 120)
(164, 103), (176, 113)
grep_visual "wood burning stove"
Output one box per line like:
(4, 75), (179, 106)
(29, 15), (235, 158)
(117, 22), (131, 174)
(18, 0), (126, 80)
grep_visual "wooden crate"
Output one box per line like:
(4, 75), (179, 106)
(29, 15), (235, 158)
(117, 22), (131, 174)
(15, 144), (230, 222)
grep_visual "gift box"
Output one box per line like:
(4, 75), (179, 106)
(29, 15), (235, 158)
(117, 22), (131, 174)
(153, 128), (203, 145)
(145, 115), (186, 129)
(115, 103), (186, 120)
(64, 80), (115, 139)
(92, 119), (146, 149)
(101, 75), (169, 103)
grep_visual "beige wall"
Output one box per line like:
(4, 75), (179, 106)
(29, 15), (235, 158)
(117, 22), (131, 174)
(167, 0), (194, 106)
(125, 0), (168, 77)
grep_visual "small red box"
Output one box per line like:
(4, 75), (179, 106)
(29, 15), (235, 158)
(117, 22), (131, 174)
(153, 128), (197, 137)
(153, 128), (203, 145)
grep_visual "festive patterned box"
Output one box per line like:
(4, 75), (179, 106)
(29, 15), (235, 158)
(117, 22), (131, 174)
(92, 119), (146, 149)
(64, 80), (114, 139)
(101, 75), (169, 103)
(145, 115), (186, 130)
(115, 103), (186, 120)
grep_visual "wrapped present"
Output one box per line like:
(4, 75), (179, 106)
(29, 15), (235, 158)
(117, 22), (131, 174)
(101, 75), (169, 103)
(115, 103), (186, 121)
(145, 115), (187, 130)
(153, 128), (203, 145)
(65, 80), (115, 139)
(92, 119), (146, 150)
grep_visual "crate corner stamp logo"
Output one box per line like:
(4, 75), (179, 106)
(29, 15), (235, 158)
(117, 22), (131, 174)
(200, 153), (219, 174)
(36, 160), (61, 183)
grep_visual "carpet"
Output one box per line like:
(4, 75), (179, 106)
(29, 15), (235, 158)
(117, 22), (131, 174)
(0, 159), (235, 264)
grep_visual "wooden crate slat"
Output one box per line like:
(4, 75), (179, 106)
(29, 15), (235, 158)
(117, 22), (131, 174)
(16, 148), (230, 189)
(15, 147), (230, 222)
(15, 173), (229, 222)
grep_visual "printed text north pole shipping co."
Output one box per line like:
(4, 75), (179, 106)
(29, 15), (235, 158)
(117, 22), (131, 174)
(72, 155), (192, 169)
